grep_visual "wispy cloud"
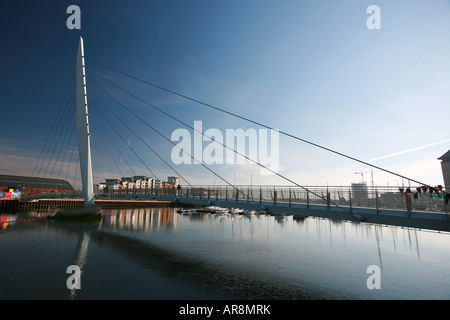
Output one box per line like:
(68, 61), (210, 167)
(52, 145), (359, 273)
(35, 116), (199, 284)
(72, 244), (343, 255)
(0, 144), (38, 176)
(0, 138), (79, 181)
(366, 139), (450, 163)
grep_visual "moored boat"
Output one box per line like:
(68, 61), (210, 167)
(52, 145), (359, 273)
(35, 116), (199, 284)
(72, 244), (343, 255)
(177, 208), (199, 214)
(229, 208), (244, 214)
(205, 206), (228, 214)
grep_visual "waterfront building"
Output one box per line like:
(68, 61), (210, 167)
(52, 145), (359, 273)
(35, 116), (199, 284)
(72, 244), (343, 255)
(0, 174), (74, 196)
(105, 179), (122, 191)
(133, 176), (146, 189)
(133, 176), (154, 190)
(121, 177), (135, 190)
(168, 176), (180, 186)
(351, 182), (369, 206)
(100, 176), (177, 193)
(97, 182), (106, 192)
(438, 149), (450, 191)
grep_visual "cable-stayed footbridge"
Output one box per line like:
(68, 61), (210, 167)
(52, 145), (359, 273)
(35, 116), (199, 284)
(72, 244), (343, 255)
(19, 37), (450, 230)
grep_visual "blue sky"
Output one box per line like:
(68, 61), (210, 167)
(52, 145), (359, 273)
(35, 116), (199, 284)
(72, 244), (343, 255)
(1, 0), (450, 189)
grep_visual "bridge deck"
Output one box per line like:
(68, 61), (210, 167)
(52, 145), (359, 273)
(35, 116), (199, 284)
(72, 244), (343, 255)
(1, 195), (449, 232)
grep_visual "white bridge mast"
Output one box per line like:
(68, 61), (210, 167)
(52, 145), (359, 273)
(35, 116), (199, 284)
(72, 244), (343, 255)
(76, 36), (95, 207)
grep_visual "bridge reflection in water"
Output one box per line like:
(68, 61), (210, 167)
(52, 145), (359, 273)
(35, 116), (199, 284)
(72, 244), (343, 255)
(1, 207), (450, 300)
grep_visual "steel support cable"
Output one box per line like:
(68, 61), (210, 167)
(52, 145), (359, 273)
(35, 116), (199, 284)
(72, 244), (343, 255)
(33, 73), (75, 176)
(89, 120), (126, 178)
(85, 107), (117, 181)
(34, 73), (76, 177)
(46, 92), (76, 178)
(53, 100), (77, 179)
(56, 114), (77, 179)
(92, 132), (118, 180)
(86, 59), (436, 189)
(88, 71), (250, 201)
(72, 153), (79, 189)
(43, 88), (76, 177)
(58, 123), (76, 179)
(89, 84), (192, 187)
(88, 109), (135, 178)
(90, 133), (115, 184)
(89, 95), (160, 182)
(90, 71), (354, 214)
(88, 104), (137, 177)
(88, 93), (159, 180)
(42, 91), (73, 178)
(92, 82), (192, 187)
(64, 131), (78, 182)
(90, 82), (193, 186)
(92, 78), (255, 198)
(89, 73), (322, 209)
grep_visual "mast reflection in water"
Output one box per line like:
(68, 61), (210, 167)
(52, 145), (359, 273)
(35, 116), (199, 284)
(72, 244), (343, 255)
(1, 207), (449, 300)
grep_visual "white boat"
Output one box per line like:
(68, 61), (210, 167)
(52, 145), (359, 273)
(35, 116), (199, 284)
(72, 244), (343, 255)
(229, 208), (244, 214)
(243, 209), (257, 215)
(176, 208), (198, 214)
(205, 206), (228, 214)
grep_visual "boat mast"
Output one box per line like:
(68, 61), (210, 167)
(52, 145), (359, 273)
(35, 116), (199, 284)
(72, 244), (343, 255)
(76, 36), (95, 207)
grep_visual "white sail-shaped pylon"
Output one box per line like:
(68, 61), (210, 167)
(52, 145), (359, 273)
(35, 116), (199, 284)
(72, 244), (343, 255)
(53, 37), (101, 219)
(76, 36), (95, 207)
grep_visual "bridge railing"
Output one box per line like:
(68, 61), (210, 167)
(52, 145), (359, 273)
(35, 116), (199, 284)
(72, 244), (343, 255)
(172, 185), (448, 213)
(19, 191), (84, 201)
(101, 184), (448, 213)
(20, 185), (448, 214)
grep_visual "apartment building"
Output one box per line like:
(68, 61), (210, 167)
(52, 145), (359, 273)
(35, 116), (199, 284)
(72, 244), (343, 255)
(438, 150), (450, 191)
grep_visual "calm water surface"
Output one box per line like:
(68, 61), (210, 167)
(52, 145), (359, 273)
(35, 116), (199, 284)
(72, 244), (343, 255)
(1, 207), (449, 300)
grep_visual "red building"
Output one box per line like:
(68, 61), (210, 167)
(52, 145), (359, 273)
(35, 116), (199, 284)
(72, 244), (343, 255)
(0, 174), (74, 196)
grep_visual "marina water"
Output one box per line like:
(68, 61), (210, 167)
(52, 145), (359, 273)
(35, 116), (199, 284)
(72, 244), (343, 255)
(1, 207), (449, 299)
